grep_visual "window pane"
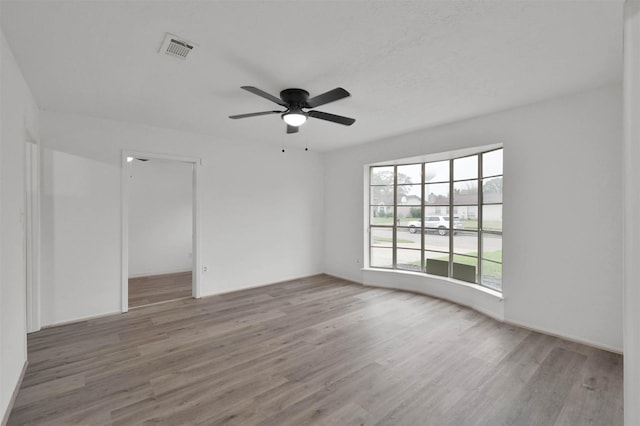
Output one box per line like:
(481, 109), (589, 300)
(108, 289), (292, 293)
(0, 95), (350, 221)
(424, 205), (449, 218)
(453, 180), (478, 205)
(454, 155), (478, 181)
(482, 205), (502, 231)
(483, 149), (503, 177)
(370, 247), (393, 268)
(420, 215), (464, 233)
(482, 176), (502, 204)
(425, 183), (449, 205)
(425, 251), (449, 277)
(407, 222), (422, 234)
(396, 228), (421, 249)
(482, 260), (502, 291)
(370, 186), (394, 206)
(397, 207), (421, 227)
(396, 249), (422, 272)
(454, 230), (477, 256)
(425, 232), (449, 252)
(452, 255), (477, 283)
(424, 215), (450, 232)
(397, 185), (421, 205)
(397, 164), (422, 184)
(482, 233), (502, 262)
(371, 227), (393, 247)
(456, 206), (478, 230)
(425, 160), (449, 183)
(370, 207), (394, 225)
(370, 166), (394, 185)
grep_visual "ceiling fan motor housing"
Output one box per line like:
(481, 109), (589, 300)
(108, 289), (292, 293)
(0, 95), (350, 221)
(280, 88), (310, 108)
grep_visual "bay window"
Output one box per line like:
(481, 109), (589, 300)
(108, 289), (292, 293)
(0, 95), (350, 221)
(368, 147), (503, 291)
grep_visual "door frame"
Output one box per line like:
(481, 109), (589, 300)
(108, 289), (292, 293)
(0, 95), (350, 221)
(25, 135), (41, 332)
(120, 150), (202, 312)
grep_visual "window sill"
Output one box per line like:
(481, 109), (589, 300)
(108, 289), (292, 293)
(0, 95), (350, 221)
(360, 267), (504, 320)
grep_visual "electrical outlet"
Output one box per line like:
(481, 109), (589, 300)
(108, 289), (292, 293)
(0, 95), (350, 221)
(202, 266), (208, 272)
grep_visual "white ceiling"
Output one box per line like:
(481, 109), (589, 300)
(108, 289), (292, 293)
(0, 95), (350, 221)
(1, 1), (623, 152)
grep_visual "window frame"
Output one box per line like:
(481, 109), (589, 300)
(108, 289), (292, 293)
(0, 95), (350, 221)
(367, 147), (503, 291)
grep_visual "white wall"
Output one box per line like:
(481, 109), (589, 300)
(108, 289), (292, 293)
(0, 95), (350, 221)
(624, 1), (640, 424)
(128, 158), (192, 277)
(40, 149), (121, 324)
(39, 111), (325, 326)
(0, 30), (39, 422)
(324, 84), (623, 351)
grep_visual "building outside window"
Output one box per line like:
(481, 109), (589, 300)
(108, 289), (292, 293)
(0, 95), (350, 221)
(369, 148), (503, 291)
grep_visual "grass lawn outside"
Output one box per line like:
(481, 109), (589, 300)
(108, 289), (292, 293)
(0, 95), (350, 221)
(463, 219), (502, 231)
(450, 254), (502, 277)
(373, 236), (414, 244)
(407, 250), (502, 277)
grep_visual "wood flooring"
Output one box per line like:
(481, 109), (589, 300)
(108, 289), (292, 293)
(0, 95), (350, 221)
(8, 274), (623, 425)
(128, 271), (192, 308)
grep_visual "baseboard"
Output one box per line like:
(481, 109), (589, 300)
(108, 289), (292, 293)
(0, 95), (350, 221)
(504, 318), (623, 355)
(324, 272), (621, 354)
(2, 360), (28, 426)
(37, 274), (327, 329)
(200, 273), (329, 299)
(41, 274), (327, 327)
(129, 296), (192, 310)
(128, 268), (192, 279)
(35, 270), (624, 355)
(323, 272), (363, 287)
(42, 310), (122, 329)
(326, 271), (506, 322)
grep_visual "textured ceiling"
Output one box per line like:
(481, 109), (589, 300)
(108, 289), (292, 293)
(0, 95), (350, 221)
(0, 1), (624, 151)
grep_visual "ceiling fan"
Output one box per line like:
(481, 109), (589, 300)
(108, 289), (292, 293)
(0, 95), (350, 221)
(229, 86), (356, 134)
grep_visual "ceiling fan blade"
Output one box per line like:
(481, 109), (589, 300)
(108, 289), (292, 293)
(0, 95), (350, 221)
(305, 88), (351, 108)
(308, 110), (356, 126)
(286, 125), (299, 134)
(229, 110), (283, 119)
(241, 86), (286, 106)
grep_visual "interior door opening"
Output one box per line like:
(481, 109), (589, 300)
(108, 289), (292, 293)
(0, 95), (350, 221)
(122, 152), (200, 311)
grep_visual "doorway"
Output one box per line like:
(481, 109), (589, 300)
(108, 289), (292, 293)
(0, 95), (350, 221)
(121, 151), (201, 311)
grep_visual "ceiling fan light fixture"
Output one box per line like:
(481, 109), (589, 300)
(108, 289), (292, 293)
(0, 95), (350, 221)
(282, 111), (307, 127)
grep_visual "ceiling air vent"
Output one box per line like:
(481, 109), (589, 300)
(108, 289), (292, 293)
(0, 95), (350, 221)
(159, 33), (196, 60)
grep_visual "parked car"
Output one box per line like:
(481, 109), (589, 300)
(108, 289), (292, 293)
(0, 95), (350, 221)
(408, 216), (463, 235)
